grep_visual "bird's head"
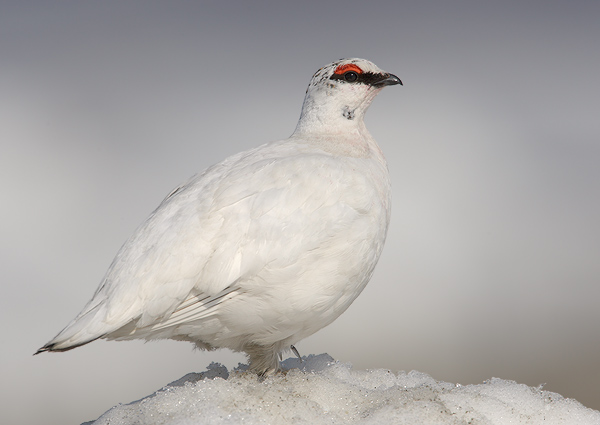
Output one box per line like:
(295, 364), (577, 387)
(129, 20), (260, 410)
(294, 58), (402, 136)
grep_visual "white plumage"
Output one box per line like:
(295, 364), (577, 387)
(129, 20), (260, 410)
(37, 58), (402, 374)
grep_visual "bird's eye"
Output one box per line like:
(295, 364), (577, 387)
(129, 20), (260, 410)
(344, 71), (358, 82)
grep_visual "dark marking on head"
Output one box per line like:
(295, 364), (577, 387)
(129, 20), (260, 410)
(330, 71), (395, 87)
(342, 107), (355, 120)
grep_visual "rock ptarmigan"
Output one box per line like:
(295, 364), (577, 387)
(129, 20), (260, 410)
(36, 58), (402, 375)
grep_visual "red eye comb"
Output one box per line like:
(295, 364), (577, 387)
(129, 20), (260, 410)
(333, 64), (363, 75)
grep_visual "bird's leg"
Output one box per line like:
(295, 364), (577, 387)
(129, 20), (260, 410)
(246, 343), (280, 377)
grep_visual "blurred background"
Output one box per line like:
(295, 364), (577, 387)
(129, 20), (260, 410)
(2, 1), (599, 423)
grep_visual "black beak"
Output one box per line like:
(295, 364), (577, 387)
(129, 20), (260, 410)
(373, 73), (403, 88)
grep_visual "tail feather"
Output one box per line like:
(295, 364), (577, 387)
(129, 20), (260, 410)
(34, 334), (104, 355)
(34, 298), (116, 355)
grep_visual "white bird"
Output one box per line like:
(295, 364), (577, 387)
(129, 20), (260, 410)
(36, 58), (402, 375)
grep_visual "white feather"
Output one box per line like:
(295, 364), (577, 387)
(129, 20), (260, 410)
(38, 58), (401, 374)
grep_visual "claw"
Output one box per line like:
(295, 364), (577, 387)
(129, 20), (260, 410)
(291, 345), (302, 361)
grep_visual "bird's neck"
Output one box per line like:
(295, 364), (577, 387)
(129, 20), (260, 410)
(290, 87), (384, 157)
(292, 85), (382, 139)
(291, 107), (380, 158)
(293, 96), (365, 137)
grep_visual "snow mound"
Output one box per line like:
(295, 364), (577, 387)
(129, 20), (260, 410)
(86, 354), (600, 425)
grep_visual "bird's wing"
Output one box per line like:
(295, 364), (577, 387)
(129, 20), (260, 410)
(144, 285), (240, 331)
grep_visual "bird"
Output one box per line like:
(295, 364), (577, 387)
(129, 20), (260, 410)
(36, 58), (402, 375)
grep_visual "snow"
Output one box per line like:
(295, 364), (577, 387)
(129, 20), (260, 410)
(86, 354), (600, 425)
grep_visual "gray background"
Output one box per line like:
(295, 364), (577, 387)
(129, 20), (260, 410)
(2, 1), (599, 424)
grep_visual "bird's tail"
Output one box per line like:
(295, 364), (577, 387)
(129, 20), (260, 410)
(34, 298), (110, 355)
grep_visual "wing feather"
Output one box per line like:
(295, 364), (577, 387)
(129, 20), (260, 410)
(146, 286), (240, 331)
